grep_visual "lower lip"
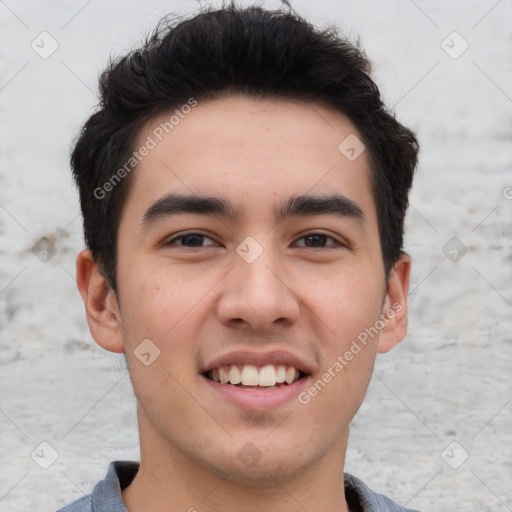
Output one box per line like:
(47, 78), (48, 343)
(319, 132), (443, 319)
(200, 375), (310, 411)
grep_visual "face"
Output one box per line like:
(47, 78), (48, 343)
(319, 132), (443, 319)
(79, 96), (409, 485)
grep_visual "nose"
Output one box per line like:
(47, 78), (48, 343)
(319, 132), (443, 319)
(216, 246), (300, 332)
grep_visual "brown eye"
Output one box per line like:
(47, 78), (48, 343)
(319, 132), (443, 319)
(167, 233), (216, 247)
(304, 234), (328, 247)
(180, 234), (205, 246)
(295, 233), (341, 248)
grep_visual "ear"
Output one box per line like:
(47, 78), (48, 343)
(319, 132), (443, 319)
(377, 253), (411, 354)
(76, 249), (125, 353)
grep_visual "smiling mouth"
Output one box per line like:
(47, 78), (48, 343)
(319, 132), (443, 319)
(204, 364), (307, 389)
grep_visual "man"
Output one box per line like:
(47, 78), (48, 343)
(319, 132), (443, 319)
(60, 3), (420, 511)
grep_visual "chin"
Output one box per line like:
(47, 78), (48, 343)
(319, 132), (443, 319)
(226, 458), (309, 487)
(201, 441), (318, 487)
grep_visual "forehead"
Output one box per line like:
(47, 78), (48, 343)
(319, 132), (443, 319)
(124, 96), (374, 221)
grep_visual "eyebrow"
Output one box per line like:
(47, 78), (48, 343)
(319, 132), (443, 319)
(140, 193), (365, 227)
(274, 194), (365, 224)
(141, 194), (242, 226)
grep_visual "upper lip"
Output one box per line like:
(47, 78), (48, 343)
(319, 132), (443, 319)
(202, 349), (314, 375)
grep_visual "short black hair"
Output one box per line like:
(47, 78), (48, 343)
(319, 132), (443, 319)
(71, 3), (419, 291)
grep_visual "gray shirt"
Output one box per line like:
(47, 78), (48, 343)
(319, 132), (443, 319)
(57, 461), (420, 512)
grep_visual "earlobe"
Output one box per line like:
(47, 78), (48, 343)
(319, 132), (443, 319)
(76, 249), (125, 353)
(377, 254), (411, 353)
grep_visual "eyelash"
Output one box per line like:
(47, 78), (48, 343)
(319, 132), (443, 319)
(165, 231), (345, 249)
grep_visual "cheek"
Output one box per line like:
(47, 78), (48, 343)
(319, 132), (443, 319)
(301, 333), (377, 434)
(120, 272), (205, 416)
(120, 263), (210, 341)
(297, 263), (383, 342)
(119, 265), (217, 386)
(297, 264), (381, 410)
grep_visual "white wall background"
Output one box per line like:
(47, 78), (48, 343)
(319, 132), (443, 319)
(0, 0), (511, 510)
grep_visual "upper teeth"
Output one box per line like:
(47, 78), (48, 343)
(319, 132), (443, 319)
(211, 364), (300, 386)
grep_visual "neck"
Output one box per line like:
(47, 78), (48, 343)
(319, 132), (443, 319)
(122, 412), (351, 512)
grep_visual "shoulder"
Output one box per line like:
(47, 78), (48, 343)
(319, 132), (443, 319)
(56, 461), (138, 512)
(56, 495), (92, 512)
(344, 473), (421, 512)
